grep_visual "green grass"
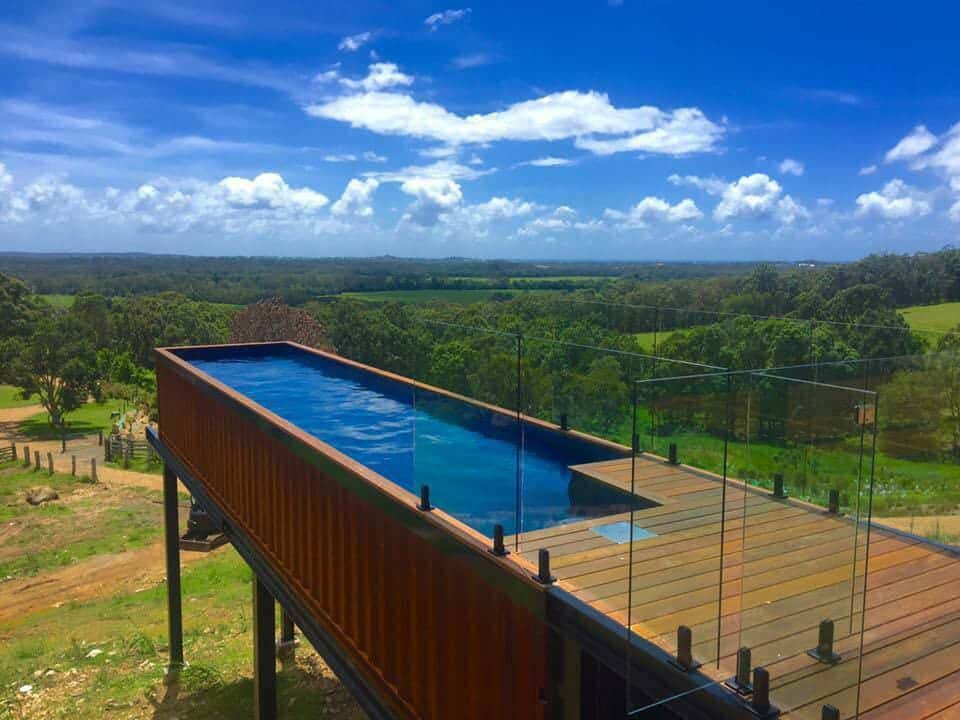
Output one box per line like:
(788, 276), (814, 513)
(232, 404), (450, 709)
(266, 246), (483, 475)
(900, 302), (960, 335)
(341, 288), (563, 304)
(0, 385), (35, 409)
(0, 550), (363, 719)
(633, 329), (678, 352)
(37, 294), (74, 309)
(18, 401), (118, 440)
(0, 463), (159, 580)
(575, 405), (960, 527)
(0, 461), (88, 523)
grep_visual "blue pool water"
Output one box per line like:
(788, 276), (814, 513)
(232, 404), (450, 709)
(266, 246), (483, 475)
(183, 346), (629, 536)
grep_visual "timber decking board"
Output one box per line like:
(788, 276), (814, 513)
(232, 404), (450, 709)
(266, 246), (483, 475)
(531, 455), (960, 719)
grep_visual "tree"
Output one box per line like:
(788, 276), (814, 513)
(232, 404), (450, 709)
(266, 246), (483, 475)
(0, 273), (39, 383)
(9, 311), (101, 431)
(230, 297), (330, 349)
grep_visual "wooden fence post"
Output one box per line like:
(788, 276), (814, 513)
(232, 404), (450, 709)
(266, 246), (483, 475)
(23, 445), (30, 467)
(47, 452), (54, 475)
(124, 439), (132, 469)
(34, 451), (40, 470)
(90, 458), (98, 483)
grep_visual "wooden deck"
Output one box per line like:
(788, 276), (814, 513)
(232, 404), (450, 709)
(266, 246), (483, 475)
(515, 454), (960, 719)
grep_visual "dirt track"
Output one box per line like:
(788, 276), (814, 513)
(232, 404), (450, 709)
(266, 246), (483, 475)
(0, 541), (218, 625)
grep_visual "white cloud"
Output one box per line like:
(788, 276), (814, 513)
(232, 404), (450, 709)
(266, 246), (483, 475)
(859, 164), (877, 176)
(418, 146), (459, 159)
(950, 199), (960, 222)
(855, 179), (931, 219)
(911, 122), (960, 178)
(885, 125), (938, 163)
(466, 196), (537, 219)
(331, 178), (379, 216)
(367, 159), (492, 184)
(362, 150), (388, 163)
(778, 158), (804, 176)
(338, 32), (372, 52)
(517, 156), (575, 168)
(451, 53), (497, 69)
(713, 173), (807, 223)
(308, 89), (723, 156)
(605, 197), (702, 226)
(424, 8), (471, 31)
(218, 173), (328, 211)
(322, 153), (357, 163)
(668, 173), (727, 195)
(816, 197), (834, 207)
(399, 177), (463, 225)
(0, 169), (334, 235)
(339, 63), (414, 92)
(789, 88), (863, 106)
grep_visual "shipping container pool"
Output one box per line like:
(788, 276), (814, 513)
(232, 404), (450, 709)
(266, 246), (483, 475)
(178, 344), (633, 536)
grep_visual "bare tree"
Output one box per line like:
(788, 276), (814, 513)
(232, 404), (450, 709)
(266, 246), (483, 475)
(230, 298), (331, 349)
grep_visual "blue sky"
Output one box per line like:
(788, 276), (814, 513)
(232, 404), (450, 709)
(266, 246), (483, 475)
(0, 1), (958, 260)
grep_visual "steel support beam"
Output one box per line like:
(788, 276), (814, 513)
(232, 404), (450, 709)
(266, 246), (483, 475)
(253, 576), (277, 720)
(278, 608), (298, 662)
(162, 465), (184, 674)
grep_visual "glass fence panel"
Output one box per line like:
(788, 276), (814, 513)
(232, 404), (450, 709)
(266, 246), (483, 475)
(514, 337), (640, 602)
(626, 373), (736, 714)
(855, 352), (960, 719)
(408, 324), (521, 541)
(732, 372), (874, 720)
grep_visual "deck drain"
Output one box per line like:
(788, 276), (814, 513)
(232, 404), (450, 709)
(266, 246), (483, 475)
(591, 521), (656, 544)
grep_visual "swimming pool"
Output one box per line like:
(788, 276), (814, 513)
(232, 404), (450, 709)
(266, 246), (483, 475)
(181, 345), (630, 536)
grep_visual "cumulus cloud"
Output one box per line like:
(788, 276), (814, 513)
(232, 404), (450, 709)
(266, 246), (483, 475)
(308, 89), (723, 157)
(911, 122), (960, 178)
(424, 8), (471, 31)
(605, 197), (702, 227)
(339, 63), (414, 92)
(885, 125), (938, 163)
(338, 32), (372, 52)
(331, 178), (379, 216)
(399, 177), (463, 225)
(0, 168), (334, 235)
(950, 199), (960, 222)
(855, 179), (931, 219)
(713, 173), (807, 223)
(466, 196), (537, 219)
(218, 173), (328, 211)
(859, 164), (877, 176)
(778, 158), (804, 176)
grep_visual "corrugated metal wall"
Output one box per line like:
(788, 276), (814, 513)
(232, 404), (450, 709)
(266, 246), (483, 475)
(157, 359), (551, 720)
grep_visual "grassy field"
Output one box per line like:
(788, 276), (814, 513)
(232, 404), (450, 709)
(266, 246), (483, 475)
(341, 288), (562, 304)
(900, 301), (960, 335)
(18, 401), (119, 440)
(0, 460), (362, 719)
(0, 386), (35, 410)
(633, 329), (679, 353)
(37, 294), (74, 309)
(0, 463), (160, 581)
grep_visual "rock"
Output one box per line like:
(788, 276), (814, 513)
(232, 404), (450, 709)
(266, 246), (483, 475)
(18, 684), (32, 694)
(85, 648), (103, 659)
(25, 487), (59, 506)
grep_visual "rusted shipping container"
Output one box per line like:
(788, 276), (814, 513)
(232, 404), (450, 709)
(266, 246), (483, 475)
(156, 344), (553, 720)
